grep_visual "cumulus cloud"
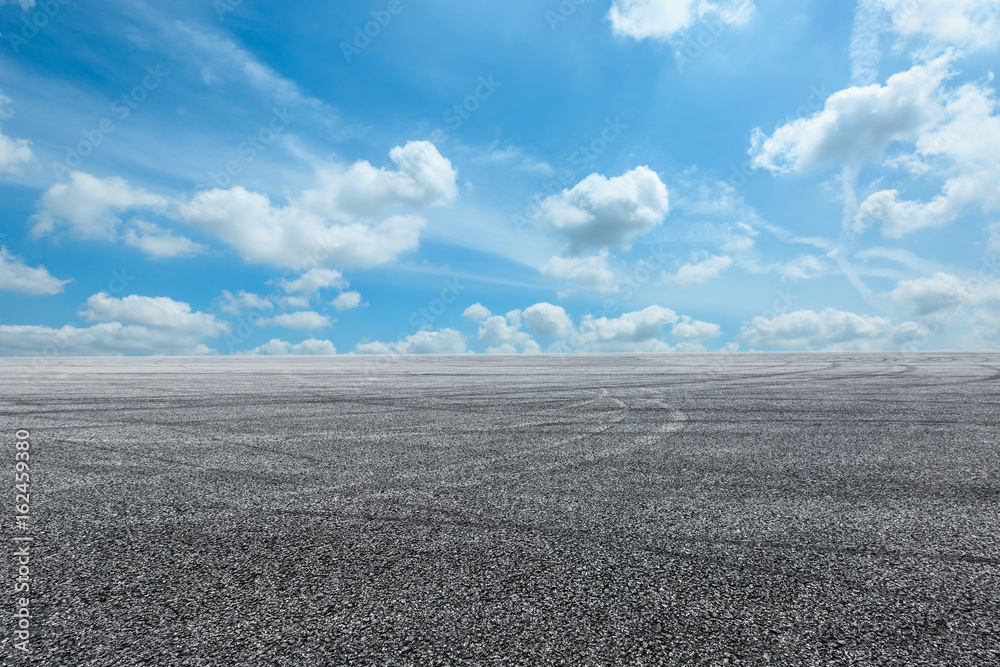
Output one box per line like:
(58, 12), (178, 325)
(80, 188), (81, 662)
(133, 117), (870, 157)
(737, 308), (918, 350)
(331, 291), (362, 311)
(891, 272), (1000, 320)
(298, 141), (458, 220)
(542, 250), (618, 293)
(462, 303), (492, 321)
(354, 328), (467, 355)
(476, 310), (541, 354)
(179, 142), (455, 270)
(533, 166), (669, 249)
(260, 311), (332, 330)
(79, 293), (229, 337)
(750, 57), (951, 173)
(249, 338), (336, 355)
(856, 79), (1000, 237)
(182, 187), (425, 270)
(32, 171), (168, 240)
(0, 323), (217, 357)
(275, 268), (347, 296)
(665, 254), (732, 286)
(122, 220), (207, 258)
(671, 315), (722, 340)
(608, 0), (755, 41)
(568, 306), (679, 352)
(0, 292), (228, 356)
(0, 246), (70, 295)
(522, 302), (573, 338)
(218, 290), (273, 315)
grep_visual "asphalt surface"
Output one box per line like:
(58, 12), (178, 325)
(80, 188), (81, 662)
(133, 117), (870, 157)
(1, 353), (999, 666)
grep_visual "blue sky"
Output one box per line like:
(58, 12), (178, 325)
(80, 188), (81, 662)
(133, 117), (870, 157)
(1, 0), (999, 356)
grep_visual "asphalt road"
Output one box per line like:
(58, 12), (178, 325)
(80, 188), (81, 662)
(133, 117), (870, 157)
(1, 353), (999, 665)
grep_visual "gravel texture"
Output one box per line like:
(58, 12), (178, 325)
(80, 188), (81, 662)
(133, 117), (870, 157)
(1, 353), (999, 666)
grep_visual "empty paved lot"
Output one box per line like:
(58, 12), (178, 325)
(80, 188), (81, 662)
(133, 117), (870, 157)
(1, 354), (999, 665)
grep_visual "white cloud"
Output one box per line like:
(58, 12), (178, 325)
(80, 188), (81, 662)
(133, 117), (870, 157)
(175, 23), (334, 113)
(260, 311), (331, 330)
(219, 290), (273, 315)
(0, 323), (216, 357)
(331, 291), (362, 311)
(969, 309), (1000, 344)
(671, 315), (722, 340)
(0, 246), (70, 295)
(182, 186), (425, 270)
(568, 305), (679, 352)
(462, 303), (492, 321)
(181, 143), (454, 271)
(750, 57), (951, 173)
(542, 250), (618, 293)
(249, 338), (337, 355)
(122, 220), (207, 259)
(2, 292), (228, 356)
(737, 308), (917, 350)
(880, 0), (1000, 53)
(0, 89), (34, 174)
(479, 145), (554, 175)
(32, 171), (168, 240)
(276, 268), (347, 296)
(533, 166), (669, 249)
(891, 272), (1000, 319)
(782, 254), (830, 281)
(354, 328), (467, 355)
(856, 79), (1000, 237)
(79, 293), (229, 337)
(608, 0), (755, 41)
(0, 130), (34, 174)
(299, 141), (458, 220)
(477, 310), (541, 354)
(277, 295), (310, 310)
(522, 302), (573, 338)
(850, 0), (885, 86)
(666, 254), (732, 286)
